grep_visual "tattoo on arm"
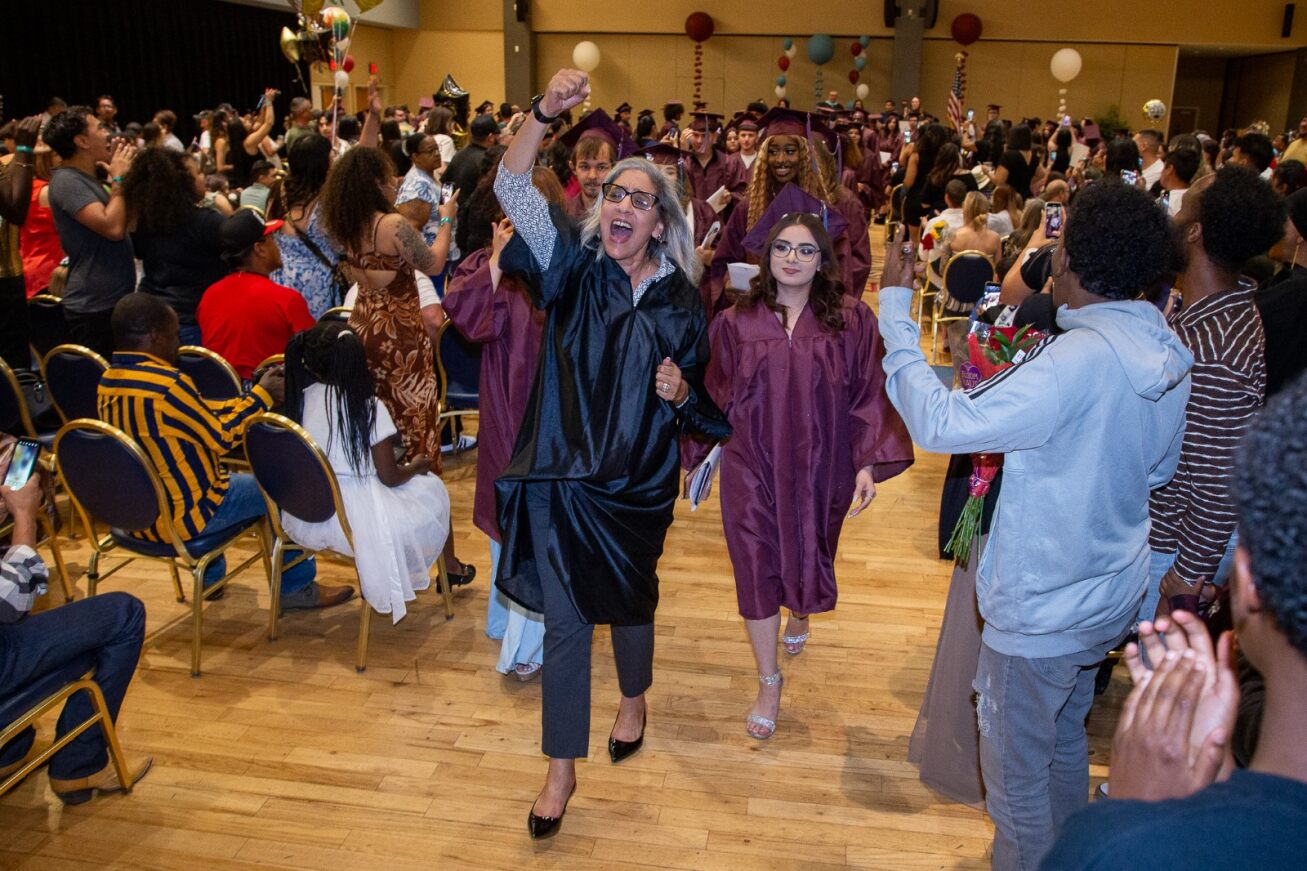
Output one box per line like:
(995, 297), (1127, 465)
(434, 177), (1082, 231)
(396, 219), (438, 274)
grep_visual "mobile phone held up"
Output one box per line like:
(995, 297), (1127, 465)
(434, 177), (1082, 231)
(440, 182), (455, 204)
(3, 438), (39, 489)
(1044, 202), (1064, 240)
(1120, 169), (1139, 186)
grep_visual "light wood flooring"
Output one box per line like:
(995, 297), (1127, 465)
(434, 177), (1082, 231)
(0, 282), (1130, 870)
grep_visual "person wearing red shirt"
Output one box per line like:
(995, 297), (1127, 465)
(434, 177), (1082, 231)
(198, 210), (315, 378)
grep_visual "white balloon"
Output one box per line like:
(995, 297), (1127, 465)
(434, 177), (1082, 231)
(336, 36), (350, 53)
(1050, 48), (1082, 83)
(856, 83), (870, 101)
(334, 69), (350, 89)
(775, 85), (787, 99)
(572, 40), (601, 72)
(785, 45), (797, 59)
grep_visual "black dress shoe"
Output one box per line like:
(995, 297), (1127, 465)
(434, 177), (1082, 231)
(607, 711), (646, 764)
(527, 782), (576, 840)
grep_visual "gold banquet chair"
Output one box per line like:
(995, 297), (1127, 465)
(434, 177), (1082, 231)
(933, 250), (997, 364)
(54, 420), (270, 677)
(242, 413), (455, 673)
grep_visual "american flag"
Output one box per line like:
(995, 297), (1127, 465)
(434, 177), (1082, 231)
(947, 52), (968, 133)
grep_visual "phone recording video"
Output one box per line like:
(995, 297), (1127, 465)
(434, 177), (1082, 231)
(3, 439), (39, 490)
(1044, 202), (1064, 239)
(440, 182), (455, 204)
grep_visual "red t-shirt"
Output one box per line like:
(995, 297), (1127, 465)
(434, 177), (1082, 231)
(197, 272), (315, 378)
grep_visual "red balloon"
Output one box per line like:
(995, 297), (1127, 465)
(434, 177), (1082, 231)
(848, 70), (860, 84)
(851, 42), (863, 56)
(342, 54), (355, 73)
(951, 13), (983, 46)
(684, 11), (715, 42)
(778, 55), (790, 72)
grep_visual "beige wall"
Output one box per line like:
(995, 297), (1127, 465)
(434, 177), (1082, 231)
(1172, 56), (1228, 136)
(391, 0), (505, 111)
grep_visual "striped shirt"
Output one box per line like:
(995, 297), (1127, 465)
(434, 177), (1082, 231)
(98, 352), (271, 543)
(0, 546), (48, 624)
(1149, 284), (1265, 585)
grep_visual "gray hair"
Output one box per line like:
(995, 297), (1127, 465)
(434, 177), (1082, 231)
(579, 157), (702, 284)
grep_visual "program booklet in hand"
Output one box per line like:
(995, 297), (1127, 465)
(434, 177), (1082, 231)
(684, 442), (723, 511)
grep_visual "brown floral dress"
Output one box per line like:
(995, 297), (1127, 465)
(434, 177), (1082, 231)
(347, 248), (442, 472)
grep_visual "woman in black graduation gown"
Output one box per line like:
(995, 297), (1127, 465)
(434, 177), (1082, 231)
(492, 68), (730, 839)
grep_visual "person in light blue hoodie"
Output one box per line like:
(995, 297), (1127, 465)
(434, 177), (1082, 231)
(877, 182), (1193, 871)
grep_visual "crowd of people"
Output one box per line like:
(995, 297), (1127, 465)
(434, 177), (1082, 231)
(1, 64), (1306, 869)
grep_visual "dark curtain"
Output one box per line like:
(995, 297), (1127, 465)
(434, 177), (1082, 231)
(3, 0), (304, 144)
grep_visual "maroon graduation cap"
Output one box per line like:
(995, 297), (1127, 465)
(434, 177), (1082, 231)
(559, 108), (637, 159)
(740, 183), (848, 255)
(638, 142), (690, 167)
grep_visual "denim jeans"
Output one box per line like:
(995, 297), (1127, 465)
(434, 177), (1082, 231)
(198, 473), (315, 593)
(974, 634), (1124, 871)
(1136, 531), (1239, 624)
(0, 592), (145, 779)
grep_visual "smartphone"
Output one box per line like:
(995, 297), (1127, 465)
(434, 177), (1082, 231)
(966, 108), (974, 121)
(1061, 116), (1071, 127)
(1044, 202), (1064, 239)
(3, 438), (39, 489)
(440, 182), (455, 203)
(700, 220), (722, 249)
(891, 160), (900, 175)
(1120, 169), (1139, 186)
(903, 131), (912, 144)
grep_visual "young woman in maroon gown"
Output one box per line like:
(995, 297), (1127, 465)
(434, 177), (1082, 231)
(699, 213), (913, 738)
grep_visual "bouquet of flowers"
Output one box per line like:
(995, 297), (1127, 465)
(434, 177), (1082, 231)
(944, 322), (1047, 563)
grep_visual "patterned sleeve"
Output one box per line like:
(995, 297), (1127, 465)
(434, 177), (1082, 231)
(493, 163), (556, 271)
(1, 545), (49, 624)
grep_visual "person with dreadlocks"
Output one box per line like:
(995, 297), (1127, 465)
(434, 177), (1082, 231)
(282, 322), (450, 623)
(709, 108), (868, 316)
(318, 145), (476, 586)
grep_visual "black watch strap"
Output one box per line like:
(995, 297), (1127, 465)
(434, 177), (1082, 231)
(531, 95), (557, 124)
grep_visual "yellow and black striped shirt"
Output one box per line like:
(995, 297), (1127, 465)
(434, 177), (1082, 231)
(97, 352), (271, 543)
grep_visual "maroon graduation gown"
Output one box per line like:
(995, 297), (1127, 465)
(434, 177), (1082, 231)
(833, 185), (872, 295)
(701, 299), (914, 619)
(443, 248), (545, 541)
(687, 196), (718, 315)
(684, 149), (748, 202)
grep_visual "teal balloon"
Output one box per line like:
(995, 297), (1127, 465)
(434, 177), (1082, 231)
(776, 74), (787, 86)
(782, 37), (793, 51)
(807, 33), (835, 66)
(854, 56), (866, 71)
(859, 35), (871, 47)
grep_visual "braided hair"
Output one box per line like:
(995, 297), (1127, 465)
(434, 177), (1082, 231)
(745, 134), (830, 229)
(284, 322), (377, 473)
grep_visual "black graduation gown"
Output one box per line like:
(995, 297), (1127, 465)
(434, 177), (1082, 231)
(495, 207), (731, 625)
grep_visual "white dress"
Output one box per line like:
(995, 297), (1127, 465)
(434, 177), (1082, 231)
(282, 384), (451, 623)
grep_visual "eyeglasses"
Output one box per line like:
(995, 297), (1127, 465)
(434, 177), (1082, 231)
(770, 240), (820, 262)
(415, 147), (439, 155)
(601, 183), (659, 211)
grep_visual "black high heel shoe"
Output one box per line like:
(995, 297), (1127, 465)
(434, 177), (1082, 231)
(607, 710), (646, 764)
(527, 781), (576, 840)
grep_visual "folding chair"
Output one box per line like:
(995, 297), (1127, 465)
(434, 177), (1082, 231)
(934, 250), (997, 364)
(176, 346), (242, 401)
(434, 321), (481, 450)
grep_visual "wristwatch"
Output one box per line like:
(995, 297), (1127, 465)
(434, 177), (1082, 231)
(530, 94), (557, 125)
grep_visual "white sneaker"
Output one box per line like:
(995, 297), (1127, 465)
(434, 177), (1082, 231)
(441, 434), (478, 454)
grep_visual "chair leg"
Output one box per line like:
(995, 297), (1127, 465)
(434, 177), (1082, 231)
(189, 561), (208, 678)
(255, 521), (273, 592)
(930, 309), (941, 364)
(39, 511), (74, 602)
(87, 681), (135, 791)
(356, 596), (371, 673)
(267, 539), (285, 642)
(87, 550), (101, 597)
(168, 562), (185, 603)
(436, 555), (454, 620)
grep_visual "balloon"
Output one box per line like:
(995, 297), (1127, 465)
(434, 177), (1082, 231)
(775, 85), (787, 99)
(684, 11), (715, 42)
(322, 5), (350, 40)
(1143, 99), (1167, 120)
(1050, 48), (1083, 83)
(807, 34), (835, 66)
(785, 45), (797, 59)
(342, 54), (355, 73)
(851, 42), (863, 56)
(572, 40), (601, 72)
(848, 70), (860, 84)
(334, 69), (350, 89)
(776, 75), (787, 86)
(783, 37), (793, 51)
(856, 83), (870, 101)
(336, 36), (350, 53)
(859, 35), (871, 47)
(951, 13), (983, 46)
(279, 26), (300, 63)
(778, 55), (790, 72)
(1058, 88), (1067, 95)
(355, 0), (386, 11)
(854, 56), (866, 71)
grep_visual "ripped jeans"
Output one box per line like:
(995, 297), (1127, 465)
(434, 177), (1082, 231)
(973, 633), (1125, 871)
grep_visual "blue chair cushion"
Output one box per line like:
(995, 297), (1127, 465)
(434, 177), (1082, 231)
(110, 515), (260, 559)
(0, 657), (93, 727)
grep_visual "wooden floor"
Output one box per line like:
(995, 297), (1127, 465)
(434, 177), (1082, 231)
(0, 284), (1130, 870)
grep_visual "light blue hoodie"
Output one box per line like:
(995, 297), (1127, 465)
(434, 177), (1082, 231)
(878, 287), (1193, 657)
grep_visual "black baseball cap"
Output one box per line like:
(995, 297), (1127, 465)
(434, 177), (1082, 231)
(221, 209), (283, 256)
